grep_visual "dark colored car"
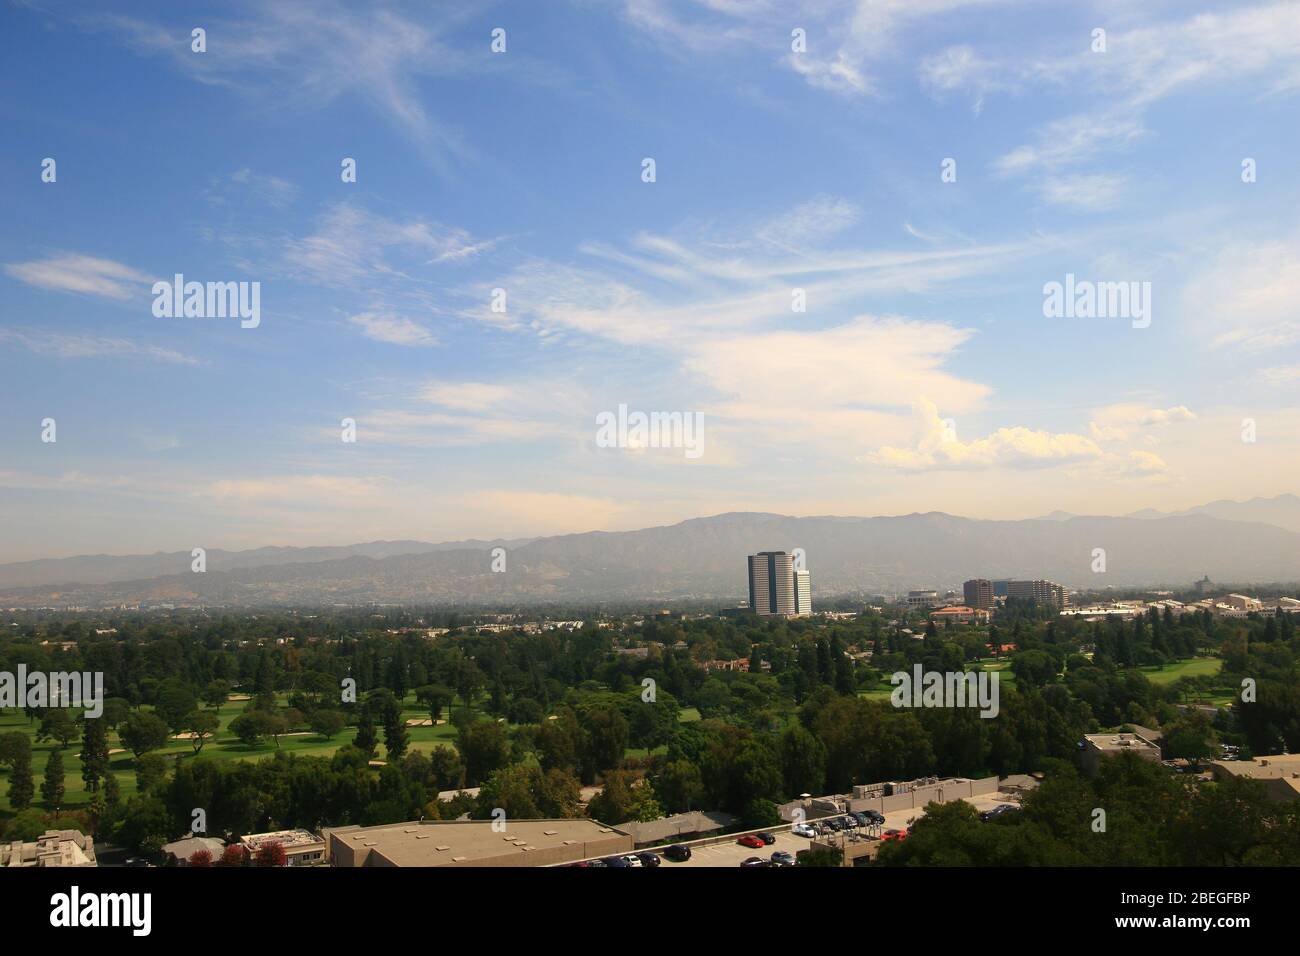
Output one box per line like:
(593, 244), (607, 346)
(663, 844), (692, 862)
(770, 851), (796, 866)
(636, 852), (661, 868)
(850, 812), (870, 827)
(864, 810), (885, 825)
(601, 855), (630, 867)
(738, 834), (766, 849)
(756, 831), (777, 845)
(741, 856), (769, 867)
(585, 858), (608, 867)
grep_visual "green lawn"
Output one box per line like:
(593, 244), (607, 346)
(0, 692), (477, 814)
(1137, 657), (1223, 685)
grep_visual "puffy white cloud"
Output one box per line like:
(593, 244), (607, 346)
(870, 398), (1104, 471)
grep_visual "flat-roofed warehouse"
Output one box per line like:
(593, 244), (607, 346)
(1209, 754), (1300, 802)
(324, 819), (633, 867)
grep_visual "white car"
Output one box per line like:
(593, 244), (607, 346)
(791, 823), (816, 838)
(622, 855), (643, 867)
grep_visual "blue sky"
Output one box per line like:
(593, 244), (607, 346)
(2, 0), (1299, 562)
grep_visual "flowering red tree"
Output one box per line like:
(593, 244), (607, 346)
(217, 844), (247, 867)
(187, 849), (213, 867)
(253, 841), (287, 867)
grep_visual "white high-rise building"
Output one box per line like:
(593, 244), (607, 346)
(794, 569), (812, 616)
(747, 552), (811, 617)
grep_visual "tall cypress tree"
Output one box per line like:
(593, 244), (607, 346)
(42, 749), (65, 809)
(8, 752), (35, 810)
(81, 718), (110, 793)
(353, 709), (377, 758)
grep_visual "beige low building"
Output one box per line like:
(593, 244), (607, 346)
(1209, 754), (1300, 802)
(1, 829), (96, 868)
(239, 829), (326, 866)
(161, 835), (225, 865)
(1080, 732), (1162, 775)
(324, 819), (633, 867)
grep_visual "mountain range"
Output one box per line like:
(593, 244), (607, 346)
(2, 495), (1297, 608)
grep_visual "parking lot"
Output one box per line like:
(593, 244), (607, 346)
(653, 793), (1022, 867)
(657, 829), (814, 868)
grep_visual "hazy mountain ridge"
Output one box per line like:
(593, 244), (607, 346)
(2, 506), (1298, 607)
(1124, 493), (1300, 533)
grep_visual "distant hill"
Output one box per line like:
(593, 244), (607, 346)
(0, 538), (533, 590)
(1, 509), (1297, 607)
(1126, 494), (1300, 533)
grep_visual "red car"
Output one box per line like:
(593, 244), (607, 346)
(881, 829), (909, 843)
(737, 834), (766, 849)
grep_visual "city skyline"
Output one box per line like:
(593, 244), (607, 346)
(4, 1), (1300, 564)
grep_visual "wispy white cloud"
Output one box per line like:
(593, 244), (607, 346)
(349, 311), (438, 347)
(4, 254), (152, 300)
(0, 328), (199, 365)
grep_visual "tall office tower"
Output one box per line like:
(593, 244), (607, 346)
(794, 569), (812, 616)
(1006, 579), (1069, 608)
(963, 578), (994, 610)
(748, 551), (796, 617)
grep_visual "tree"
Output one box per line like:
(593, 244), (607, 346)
(653, 759), (704, 814)
(383, 709), (410, 761)
(217, 844), (247, 867)
(187, 849), (214, 867)
(136, 753), (168, 793)
(102, 697), (130, 730)
(203, 680), (230, 713)
(42, 748), (66, 809)
(155, 679), (198, 732)
(352, 710), (378, 758)
(457, 720), (511, 786)
(254, 841), (287, 867)
(230, 711), (274, 748)
(797, 846), (843, 867)
(8, 752), (35, 810)
(120, 711), (170, 758)
(310, 709), (347, 740)
(37, 709), (80, 749)
(186, 711), (220, 754)
(580, 706), (629, 779)
(779, 724), (826, 797)
(0, 731), (32, 766)
(416, 684), (454, 724)
(80, 718), (111, 793)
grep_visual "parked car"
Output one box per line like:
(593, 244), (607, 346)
(585, 858), (607, 867)
(840, 815), (859, 829)
(881, 829), (908, 842)
(636, 852), (661, 867)
(980, 804), (1021, 822)
(770, 851), (796, 866)
(791, 823), (816, 838)
(663, 844), (692, 862)
(864, 810), (885, 825)
(756, 831), (777, 845)
(850, 812), (870, 827)
(741, 856), (769, 867)
(738, 834), (766, 849)
(602, 856), (630, 867)
(622, 854), (642, 867)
